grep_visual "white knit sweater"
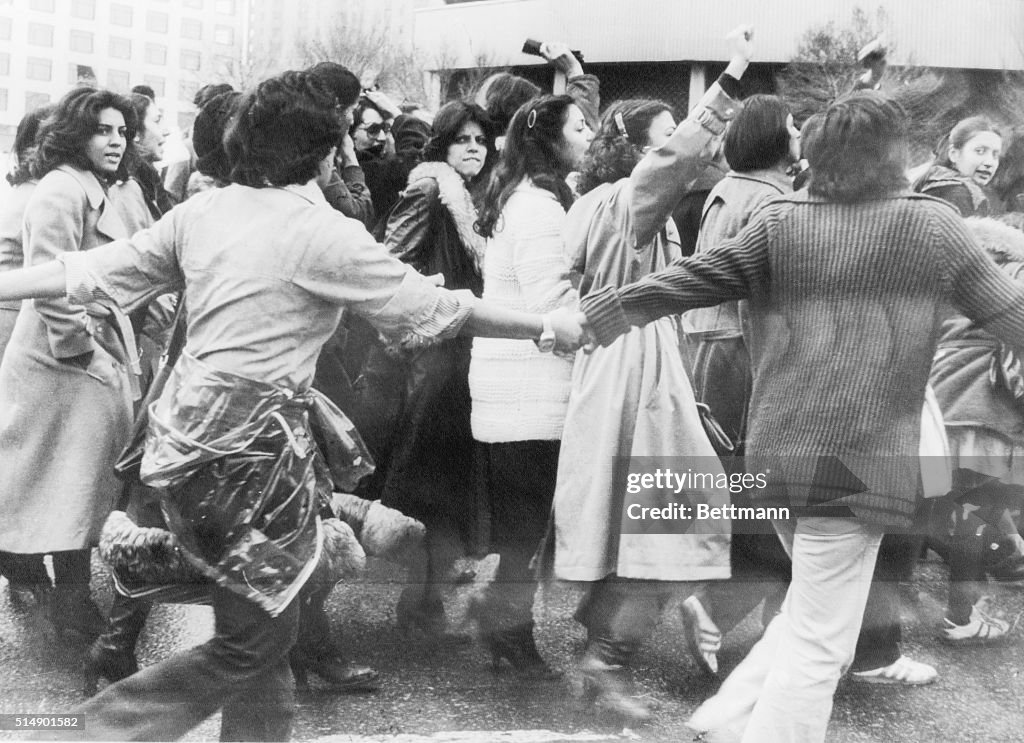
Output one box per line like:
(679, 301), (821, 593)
(469, 180), (576, 442)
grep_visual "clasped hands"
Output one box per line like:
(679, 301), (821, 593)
(546, 306), (597, 356)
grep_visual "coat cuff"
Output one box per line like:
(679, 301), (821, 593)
(692, 80), (742, 136)
(579, 286), (630, 346)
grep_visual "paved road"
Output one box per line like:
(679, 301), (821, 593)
(0, 552), (1022, 742)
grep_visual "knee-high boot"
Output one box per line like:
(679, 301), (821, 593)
(83, 594), (152, 696)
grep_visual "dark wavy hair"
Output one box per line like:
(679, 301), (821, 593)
(31, 87), (137, 182)
(476, 95), (577, 238)
(805, 91), (909, 202)
(724, 94), (792, 172)
(350, 96), (385, 133)
(422, 100), (496, 182)
(194, 90), (242, 181)
(306, 61), (361, 108)
(475, 72), (541, 136)
(224, 71), (342, 187)
(6, 103), (54, 186)
(577, 99), (672, 195)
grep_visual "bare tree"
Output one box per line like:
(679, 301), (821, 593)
(776, 6), (894, 123)
(296, 22), (430, 107)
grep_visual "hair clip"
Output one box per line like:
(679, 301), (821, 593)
(526, 109), (537, 129)
(614, 111), (629, 140)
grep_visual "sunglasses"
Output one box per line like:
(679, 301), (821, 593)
(359, 122), (391, 137)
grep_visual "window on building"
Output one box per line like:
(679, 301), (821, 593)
(144, 75), (166, 98)
(69, 29), (93, 53)
(179, 79), (200, 103)
(0, 89), (8, 112)
(183, 0), (204, 8)
(29, 0), (56, 11)
(180, 50), (201, 72)
(26, 91), (51, 111)
(107, 69), (130, 92)
(146, 11), (168, 33)
(145, 43), (167, 65)
(109, 37), (131, 59)
(71, 0), (95, 19)
(0, 53), (9, 77)
(110, 4), (133, 27)
(215, 0), (235, 13)
(28, 23), (54, 47)
(214, 26), (234, 45)
(25, 58), (52, 82)
(181, 18), (202, 40)
(0, 17), (10, 41)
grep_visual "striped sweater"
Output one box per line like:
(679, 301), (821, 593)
(581, 191), (1024, 528)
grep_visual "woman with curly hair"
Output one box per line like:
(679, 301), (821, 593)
(553, 31), (750, 720)
(0, 87), (150, 642)
(468, 93), (592, 679)
(361, 100), (497, 640)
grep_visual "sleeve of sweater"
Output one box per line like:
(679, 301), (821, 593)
(581, 207), (770, 345)
(509, 191), (577, 313)
(943, 209), (1024, 349)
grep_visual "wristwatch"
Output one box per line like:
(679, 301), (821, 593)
(536, 314), (556, 353)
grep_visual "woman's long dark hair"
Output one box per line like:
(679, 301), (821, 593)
(475, 94), (577, 238)
(224, 71), (342, 187)
(806, 91), (909, 202)
(6, 104), (54, 186)
(422, 100), (497, 183)
(31, 87), (137, 182)
(577, 99), (671, 195)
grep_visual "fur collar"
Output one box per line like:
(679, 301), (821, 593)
(406, 161), (484, 261)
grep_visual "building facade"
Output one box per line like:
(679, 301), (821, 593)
(0, 0), (247, 152)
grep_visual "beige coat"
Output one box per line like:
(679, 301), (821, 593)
(0, 166), (150, 552)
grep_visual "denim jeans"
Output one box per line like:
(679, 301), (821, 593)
(75, 585), (299, 741)
(688, 516), (883, 743)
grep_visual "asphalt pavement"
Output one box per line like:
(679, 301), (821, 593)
(0, 551), (1022, 743)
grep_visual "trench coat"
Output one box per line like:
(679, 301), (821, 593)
(552, 86), (737, 582)
(0, 166), (150, 553)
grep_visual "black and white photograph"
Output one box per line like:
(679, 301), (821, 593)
(0, 1), (1023, 741)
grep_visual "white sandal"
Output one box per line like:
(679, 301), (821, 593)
(680, 595), (722, 676)
(850, 655), (937, 685)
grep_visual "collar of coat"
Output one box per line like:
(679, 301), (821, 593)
(56, 164), (108, 210)
(405, 161), (485, 262)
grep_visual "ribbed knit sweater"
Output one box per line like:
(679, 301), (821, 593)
(581, 191), (1024, 528)
(469, 180), (576, 442)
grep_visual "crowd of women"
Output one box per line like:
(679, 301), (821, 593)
(1, 24), (1024, 743)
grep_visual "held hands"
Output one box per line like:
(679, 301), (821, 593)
(545, 307), (596, 355)
(540, 42), (584, 78)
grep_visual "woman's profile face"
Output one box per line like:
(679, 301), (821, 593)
(559, 104), (593, 170)
(643, 110), (677, 151)
(445, 120), (487, 181)
(136, 104), (168, 163)
(86, 107), (128, 176)
(950, 130), (1002, 187)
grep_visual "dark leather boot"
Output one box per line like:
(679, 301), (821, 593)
(46, 584), (105, 645)
(82, 595), (151, 696)
(467, 595), (560, 680)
